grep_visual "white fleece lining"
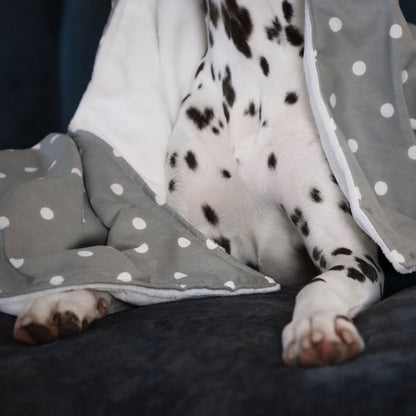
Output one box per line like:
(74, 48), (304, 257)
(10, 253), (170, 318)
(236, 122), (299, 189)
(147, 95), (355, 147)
(303, 1), (411, 273)
(69, 0), (206, 203)
(0, 283), (280, 316)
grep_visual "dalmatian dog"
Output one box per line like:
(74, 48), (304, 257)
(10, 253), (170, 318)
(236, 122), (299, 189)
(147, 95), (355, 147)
(14, 0), (384, 367)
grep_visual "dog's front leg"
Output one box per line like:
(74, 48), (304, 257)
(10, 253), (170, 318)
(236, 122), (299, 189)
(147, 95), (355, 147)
(282, 262), (383, 366)
(275, 141), (384, 366)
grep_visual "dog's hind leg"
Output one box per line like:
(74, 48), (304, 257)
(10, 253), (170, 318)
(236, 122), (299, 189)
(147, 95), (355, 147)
(14, 290), (115, 345)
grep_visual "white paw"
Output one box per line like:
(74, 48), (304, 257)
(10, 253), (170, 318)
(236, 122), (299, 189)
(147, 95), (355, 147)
(282, 313), (364, 367)
(14, 290), (109, 345)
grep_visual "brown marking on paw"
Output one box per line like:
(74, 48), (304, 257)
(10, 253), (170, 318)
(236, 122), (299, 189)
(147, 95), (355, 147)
(97, 297), (109, 316)
(15, 310), (85, 345)
(283, 317), (364, 367)
(15, 322), (59, 345)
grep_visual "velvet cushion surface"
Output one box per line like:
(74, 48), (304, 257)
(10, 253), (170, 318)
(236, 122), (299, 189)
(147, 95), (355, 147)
(0, 282), (415, 415)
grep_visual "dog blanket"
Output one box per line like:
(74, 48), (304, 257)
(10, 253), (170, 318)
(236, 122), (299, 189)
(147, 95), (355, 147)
(0, 0), (415, 314)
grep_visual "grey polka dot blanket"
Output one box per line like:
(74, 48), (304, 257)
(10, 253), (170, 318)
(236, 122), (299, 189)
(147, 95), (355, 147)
(0, 0), (415, 314)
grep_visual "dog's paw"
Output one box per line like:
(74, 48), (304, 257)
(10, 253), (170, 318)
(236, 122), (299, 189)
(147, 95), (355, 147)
(282, 313), (364, 367)
(14, 290), (109, 345)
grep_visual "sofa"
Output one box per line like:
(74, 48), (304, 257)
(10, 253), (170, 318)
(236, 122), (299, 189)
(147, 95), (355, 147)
(1, 1), (416, 415)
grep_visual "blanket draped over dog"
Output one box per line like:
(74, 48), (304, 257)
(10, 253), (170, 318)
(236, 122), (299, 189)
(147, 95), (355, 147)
(0, 0), (415, 314)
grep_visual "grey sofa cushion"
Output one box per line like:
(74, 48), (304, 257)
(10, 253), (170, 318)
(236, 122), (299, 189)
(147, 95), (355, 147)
(0, 280), (415, 415)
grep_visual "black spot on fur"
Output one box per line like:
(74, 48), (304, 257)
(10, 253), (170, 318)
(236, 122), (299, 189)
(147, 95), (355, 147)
(355, 257), (378, 282)
(223, 102), (230, 122)
(208, 0), (219, 27)
(312, 247), (322, 261)
(186, 106), (214, 129)
(299, 47), (304, 57)
(202, 0), (208, 16)
(202, 203), (219, 226)
(185, 150), (198, 170)
(330, 265), (345, 271)
(319, 256), (327, 269)
(365, 255), (381, 271)
(262, 120), (268, 127)
(265, 16), (282, 41)
(267, 152), (277, 170)
(182, 93), (191, 103)
(221, 0), (253, 58)
(169, 152), (178, 168)
(282, 1), (294, 23)
(246, 261), (259, 271)
(259, 56), (269, 76)
(244, 101), (256, 116)
(300, 222), (310, 237)
(214, 236), (231, 254)
(285, 91), (298, 105)
(211, 64), (215, 81)
(258, 105), (262, 121)
(212, 126), (220, 135)
(306, 277), (326, 286)
(198, 83), (203, 89)
(280, 204), (287, 213)
(290, 208), (303, 226)
(209, 30), (214, 47)
(347, 267), (366, 282)
(168, 179), (176, 192)
(219, 120), (224, 128)
(332, 247), (352, 256)
(221, 169), (231, 178)
(330, 174), (338, 184)
(195, 62), (205, 78)
(310, 187), (323, 203)
(290, 207), (310, 237)
(285, 25), (304, 46)
(338, 200), (351, 215)
(222, 66), (236, 107)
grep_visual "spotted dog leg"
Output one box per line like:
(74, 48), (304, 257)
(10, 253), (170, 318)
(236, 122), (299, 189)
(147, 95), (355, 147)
(14, 290), (114, 344)
(276, 142), (384, 366)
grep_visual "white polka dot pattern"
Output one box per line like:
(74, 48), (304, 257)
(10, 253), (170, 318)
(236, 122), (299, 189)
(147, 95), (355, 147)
(206, 239), (219, 250)
(407, 145), (416, 160)
(389, 24), (402, 39)
(380, 103), (394, 118)
(329, 17), (342, 32)
(352, 61), (366, 76)
(174, 272), (187, 280)
(178, 237), (191, 248)
(132, 217), (147, 230)
(224, 281), (236, 290)
(71, 168), (82, 177)
(117, 272), (132, 282)
(111, 183), (124, 195)
(374, 181), (388, 196)
(40, 207), (54, 220)
(347, 139), (358, 153)
(50, 275), (64, 285)
(135, 243), (149, 253)
(10, 258), (24, 268)
(78, 251), (94, 257)
(0, 217), (9, 229)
